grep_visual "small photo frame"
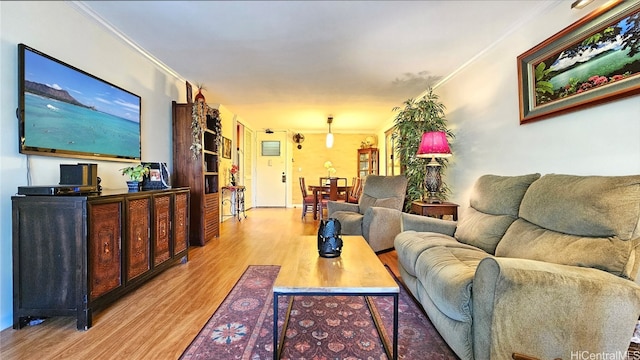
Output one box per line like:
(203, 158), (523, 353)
(222, 137), (232, 159)
(141, 162), (171, 190)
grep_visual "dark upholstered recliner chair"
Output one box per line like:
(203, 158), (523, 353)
(327, 175), (408, 252)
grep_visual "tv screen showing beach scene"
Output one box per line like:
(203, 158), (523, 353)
(18, 43), (141, 161)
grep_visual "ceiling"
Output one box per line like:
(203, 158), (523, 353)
(76, 0), (562, 134)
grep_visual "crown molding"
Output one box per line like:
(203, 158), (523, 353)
(68, 1), (184, 82)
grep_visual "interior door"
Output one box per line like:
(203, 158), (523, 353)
(255, 131), (287, 207)
(242, 126), (254, 209)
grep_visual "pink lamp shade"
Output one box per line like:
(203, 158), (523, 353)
(416, 131), (451, 158)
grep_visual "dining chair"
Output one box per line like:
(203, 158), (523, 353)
(319, 178), (345, 215)
(299, 177), (319, 219)
(347, 177), (362, 203)
(319, 177), (348, 186)
(327, 178), (339, 201)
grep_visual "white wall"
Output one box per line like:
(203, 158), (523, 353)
(377, 1), (640, 210)
(0, 2), (185, 330)
(439, 0), (640, 208)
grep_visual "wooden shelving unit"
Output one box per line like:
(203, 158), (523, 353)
(172, 101), (220, 245)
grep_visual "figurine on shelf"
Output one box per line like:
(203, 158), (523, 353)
(194, 83), (206, 103)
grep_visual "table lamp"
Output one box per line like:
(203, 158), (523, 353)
(416, 131), (451, 203)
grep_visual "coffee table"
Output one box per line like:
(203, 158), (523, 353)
(272, 235), (399, 359)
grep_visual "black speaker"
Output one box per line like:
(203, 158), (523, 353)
(59, 163), (98, 189)
(317, 218), (343, 258)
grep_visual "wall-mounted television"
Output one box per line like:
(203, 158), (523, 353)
(18, 43), (141, 162)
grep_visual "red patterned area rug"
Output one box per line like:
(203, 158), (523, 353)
(180, 265), (458, 359)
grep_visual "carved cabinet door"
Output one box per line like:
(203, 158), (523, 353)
(153, 194), (171, 266)
(173, 191), (189, 255)
(126, 197), (150, 281)
(88, 201), (123, 300)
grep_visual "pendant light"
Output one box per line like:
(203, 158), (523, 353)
(326, 116), (334, 148)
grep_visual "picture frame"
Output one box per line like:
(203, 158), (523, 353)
(186, 81), (193, 104)
(141, 162), (171, 190)
(517, 1), (640, 124)
(222, 137), (232, 159)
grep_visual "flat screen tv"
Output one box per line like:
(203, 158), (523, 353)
(18, 43), (141, 161)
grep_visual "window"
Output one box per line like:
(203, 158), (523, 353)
(261, 140), (280, 156)
(385, 128), (401, 175)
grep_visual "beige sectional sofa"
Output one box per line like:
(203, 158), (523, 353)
(394, 173), (640, 360)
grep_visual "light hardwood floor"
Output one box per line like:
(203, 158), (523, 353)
(0, 208), (399, 360)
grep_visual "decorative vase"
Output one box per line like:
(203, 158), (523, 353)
(194, 89), (205, 103)
(127, 181), (141, 192)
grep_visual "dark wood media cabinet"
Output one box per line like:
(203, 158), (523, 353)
(11, 188), (190, 330)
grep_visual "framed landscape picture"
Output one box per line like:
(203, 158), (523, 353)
(517, 1), (640, 124)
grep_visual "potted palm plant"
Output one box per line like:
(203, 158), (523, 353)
(120, 163), (150, 192)
(392, 87), (454, 210)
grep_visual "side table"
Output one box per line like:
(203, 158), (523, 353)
(411, 201), (459, 221)
(221, 185), (247, 221)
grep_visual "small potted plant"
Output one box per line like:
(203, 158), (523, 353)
(120, 163), (150, 192)
(230, 164), (238, 186)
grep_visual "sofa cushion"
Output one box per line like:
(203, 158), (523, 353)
(497, 174), (640, 279)
(518, 174), (640, 240)
(414, 246), (492, 322)
(400, 212), (457, 236)
(496, 219), (636, 278)
(454, 207), (517, 254)
(330, 211), (364, 235)
(470, 173), (541, 217)
(357, 175), (407, 214)
(453, 173), (540, 254)
(359, 195), (403, 215)
(395, 231), (459, 278)
(395, 231), (486, 279)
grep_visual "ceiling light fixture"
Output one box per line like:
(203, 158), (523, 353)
(571, 0), (594, 9)
(326, 116), (334, 148)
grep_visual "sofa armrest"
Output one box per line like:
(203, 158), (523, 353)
(473, 257), (640, 360)
(362, 207), (403, 252)
(400, 212), (457, 236)
(327, 201), (360, 216)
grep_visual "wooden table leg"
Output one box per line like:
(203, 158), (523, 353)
(313, 190), (319, 220)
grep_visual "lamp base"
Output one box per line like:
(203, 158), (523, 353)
(424, 194), (442, 204)
(424, 159), (442, 204)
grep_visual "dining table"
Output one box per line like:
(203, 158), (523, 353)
(308, 184), (352, 220)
